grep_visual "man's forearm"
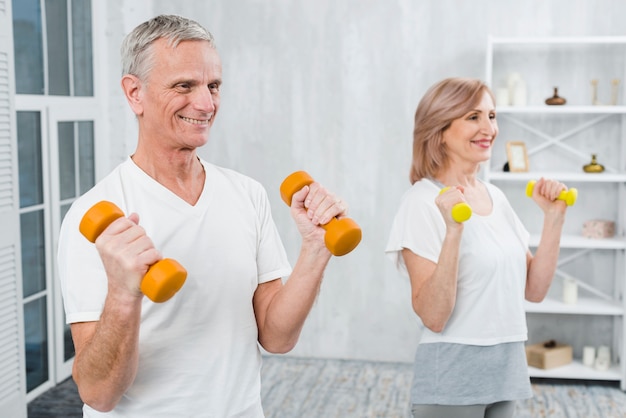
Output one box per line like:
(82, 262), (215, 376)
(258, 244), (331, 353)
(73, 295), (142, 412)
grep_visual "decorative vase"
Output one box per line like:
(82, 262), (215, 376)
(545, 87), (566, 105)
(583, 154), (605, 173)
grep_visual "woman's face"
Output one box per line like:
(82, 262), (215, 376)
(442, 91), (498, 166)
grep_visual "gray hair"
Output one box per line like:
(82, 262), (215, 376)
(121, 14), (216, 80)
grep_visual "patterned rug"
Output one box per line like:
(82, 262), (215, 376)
(27, 356), (626, 417)
(517, 380), (626, 418)
(260, 356), (626, 418)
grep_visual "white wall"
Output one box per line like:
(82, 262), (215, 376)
(100, 0), (626, 363)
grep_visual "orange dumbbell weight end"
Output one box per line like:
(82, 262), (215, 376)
(78, 201), (187, 303)
(525, 180), (577, 206)
(439, 187), (472, 223)
(280, 171), (362, 257)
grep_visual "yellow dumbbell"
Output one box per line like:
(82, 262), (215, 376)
(525, 180), (577, 206)
(439, 187), (472, 223)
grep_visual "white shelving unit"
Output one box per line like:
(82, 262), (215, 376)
(485, 36), (626, 390)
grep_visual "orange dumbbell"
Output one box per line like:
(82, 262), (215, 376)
(280, 171), (362, 256)
(79, 201), (187, 303)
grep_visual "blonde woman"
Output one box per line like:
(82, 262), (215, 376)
(386, 77), (570, 418)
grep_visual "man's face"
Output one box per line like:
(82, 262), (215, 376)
(138, 38), (222, 151)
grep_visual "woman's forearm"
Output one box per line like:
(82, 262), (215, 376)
(526, 212), (565, 302)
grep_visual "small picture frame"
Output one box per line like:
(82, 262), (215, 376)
(506, 141), (529, 172)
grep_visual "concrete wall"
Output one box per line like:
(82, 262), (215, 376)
(99, 0), (626, 363)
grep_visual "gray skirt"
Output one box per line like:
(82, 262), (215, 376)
(411, 341), (533, 405)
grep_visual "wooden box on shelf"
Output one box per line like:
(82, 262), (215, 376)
(526, 340), (573, 369)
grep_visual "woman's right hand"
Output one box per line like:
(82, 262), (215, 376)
(435, 186), (467, 228)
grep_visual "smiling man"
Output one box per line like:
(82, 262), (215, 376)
(57, 15), (351, 417)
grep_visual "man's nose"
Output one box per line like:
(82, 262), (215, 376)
(195, 87), (217, 113)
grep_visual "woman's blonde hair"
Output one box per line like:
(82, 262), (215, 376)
(409, 77), (494, 184)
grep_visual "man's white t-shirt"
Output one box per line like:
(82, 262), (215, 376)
(58, 157), (292, 417)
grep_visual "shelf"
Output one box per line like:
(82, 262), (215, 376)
(491, 36), (626, 45)
(528, 360), (622, 381)
(488, 35), (626, 390)
(497, 105), (626, 114)
(525, 297), (623, 316)
(487, 172), (626, 183)
(529, 234), (626, 249)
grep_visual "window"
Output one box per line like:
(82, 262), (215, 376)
(13, 0), (93, 96)
(12, 0), (96, 399)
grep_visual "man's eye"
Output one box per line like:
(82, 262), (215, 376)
(209, 83), (220, 92)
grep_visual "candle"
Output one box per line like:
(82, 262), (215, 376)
(595, 345), (611, 371)
(512, 80), (527, 106)
(563, 278), (578, 304)
(582, 346), (596, 367)
(507, 73), (521, 100)
(595, 357), (610, 371)
(496, 88), (510, 106)
(597, 346), (610, 361)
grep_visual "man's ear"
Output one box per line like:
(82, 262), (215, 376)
(121, 74), (144, 116)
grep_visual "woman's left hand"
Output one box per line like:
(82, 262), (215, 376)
(529, 177), (568, 215)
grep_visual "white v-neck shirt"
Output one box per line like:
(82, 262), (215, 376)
(58, 157), (291, 417)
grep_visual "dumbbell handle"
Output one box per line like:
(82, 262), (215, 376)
(280, 171), (362, 256)
(439, 187), (472, 223)
(525, 180), (577, 206)
(79, 201), (187, 303)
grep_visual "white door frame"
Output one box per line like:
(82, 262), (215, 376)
(14, 97), (101, 401)
(48, 104), (101, 381)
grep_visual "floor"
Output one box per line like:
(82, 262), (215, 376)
(27, 356), (626, 417)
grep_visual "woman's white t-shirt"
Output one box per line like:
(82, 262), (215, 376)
(385, 179), (530, 346)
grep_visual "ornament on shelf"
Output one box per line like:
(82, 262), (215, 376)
(611, 79), (620, 105)
(507, 73), (527, 106)
(525, 340), (573, 369)
(562, 278), (578, 304)
(595, 346), (611, 371)
(583, 154), (605, 173)
(582, 219), (615, 239)
(591, 79), (602, 105)
(545, 87), (566, 105)
(591, 79), (621, 105)
(496, 87), (510, 106)
(583, 346), (596, 367)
